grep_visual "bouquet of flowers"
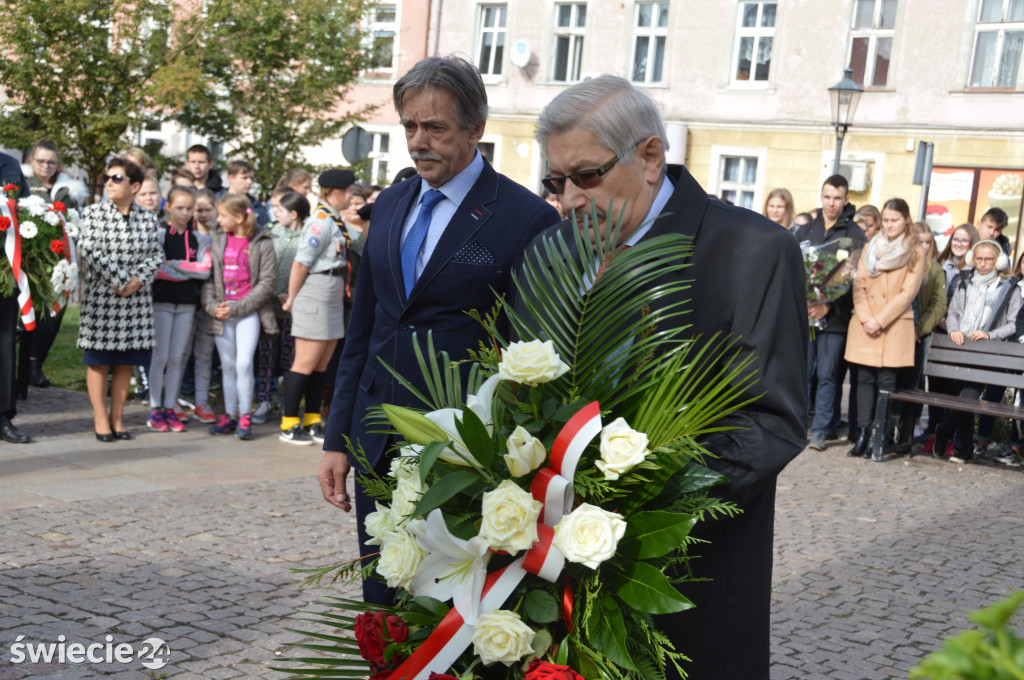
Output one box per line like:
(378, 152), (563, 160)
(802, 241), (856, 339)
(276, 212), (759, 680)
(0, 184), (80, 330)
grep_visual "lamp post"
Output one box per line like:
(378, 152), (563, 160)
(828, 68), (864, 176)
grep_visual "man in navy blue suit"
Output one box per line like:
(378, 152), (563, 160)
(318, 55), (560, 603)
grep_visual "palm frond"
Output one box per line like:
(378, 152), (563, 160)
(508, 208), (695, 408)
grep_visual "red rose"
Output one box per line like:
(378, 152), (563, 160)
(0, 216), (9, 231)
(2, 183), (17, 192)
(50, 239), (64, 254)
(354, 611), (410, 668)
(524, 657), (585, 680)
(427, 674), (459, 680)
(51, 201), (66, 213)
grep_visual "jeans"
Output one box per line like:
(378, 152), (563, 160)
(149, 303), (196, 410)
(214, 313), (260, 417)
(808, 332), (845, 436)
(856, 365), (898, 430)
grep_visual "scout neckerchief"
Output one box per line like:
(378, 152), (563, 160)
(316, 201), (353, 298)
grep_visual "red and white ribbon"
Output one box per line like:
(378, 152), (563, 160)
(1, 199), (35, 330)
(390, 401), (603, 680)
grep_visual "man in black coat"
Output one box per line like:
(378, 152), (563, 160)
(0, 152), (31, 443)
(527, 75), (806, 680)
(794, 175), (866, 451)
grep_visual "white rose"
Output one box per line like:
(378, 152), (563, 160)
(503, 425), (546, 477)
(389, 449), (420, 481)
(596, 417), (650, 480)
(364, 502), (396, 546)
(390, 474), (426, 525)
(553, 503), (627, 569)
(836, 248), (850, 261)
(375, 527), (425, 591)
(497, 340), (570, 386)
(19, 221), (38, 239)
(471, 609), (535, 666)
(479, 479), (542, 554)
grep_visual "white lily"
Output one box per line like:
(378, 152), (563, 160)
(407, 508), (492, 624)
(422, 373), (500, 466)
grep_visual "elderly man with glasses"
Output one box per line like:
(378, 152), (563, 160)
(523, 75), (807, 680)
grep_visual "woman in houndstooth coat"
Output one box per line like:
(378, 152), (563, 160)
(77, 158), (162, 440)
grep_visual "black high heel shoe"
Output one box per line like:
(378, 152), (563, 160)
(114, 430), (131, 440)
(95, 431), (116, 443)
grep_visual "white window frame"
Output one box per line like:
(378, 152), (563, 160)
(631, 2), (670, 85)
(847, 0), (897, 88)
(551, 2), (587, 83)
(708, 145), (767, 211)
(476, 4), (508, 81)
(968, 0), (1024, 89)
(729, 1), (777, 89)
(363, 3), (399, 77)
(478, 133), (503, 173)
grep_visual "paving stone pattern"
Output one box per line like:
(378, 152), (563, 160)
(1, 387), (1023, 678)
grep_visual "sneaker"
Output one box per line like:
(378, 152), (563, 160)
(177, 394), (196, 411)
(920, 435), (935, 455)
(280, 424), (314, 446)
(147, 409), (169, 432)
(996, 454), (1022, 467)
(305, 422), (325, 444)
(164, 409), (187, 433)
(807, 433), (826, 451)
(237, 414), (252, 440)
(251, 401), (272, 425)
(949, 456), (972, 464)
(193, 404), (217, 424)
(209, 415), (237, 435)
(172, 408), (190, 424)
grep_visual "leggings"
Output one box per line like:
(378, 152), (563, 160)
(192, 311), (215, 408)
(149, 303), (196, 410)
(255, 317), (295, 403)
(214, 313), (260, 417)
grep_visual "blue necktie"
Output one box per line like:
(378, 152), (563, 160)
(401, 189), (444, 297)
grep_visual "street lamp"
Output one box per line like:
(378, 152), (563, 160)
(828, 67), (864, 175)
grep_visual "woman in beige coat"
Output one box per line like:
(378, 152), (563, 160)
(846, 198), (926, 457)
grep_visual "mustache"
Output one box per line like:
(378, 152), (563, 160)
(570, 206), (607, 227)
(410, 151), (443, 162)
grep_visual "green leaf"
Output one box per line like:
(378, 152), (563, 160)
(607, 562), (694, 614)
(410, 596), (451, 619)
(523, 588), (560, 624)
(618, 511), (697, 559)
(587, 592), (635, 670)
(665, 462), (729, 495)
(381, 404), (450, 446)
(417, 440), (449, 485)
(969, 590), (1024, 631)
(531, 628), (553, 658)
(555, 635), (570, 666)
(411, 470), (482, 519)
(454, 406), (495, 469)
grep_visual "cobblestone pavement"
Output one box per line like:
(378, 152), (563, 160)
(1, 388), (1023, 678)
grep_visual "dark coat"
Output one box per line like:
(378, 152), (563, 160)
(517, 165), (807, 680)
(795, 203), (865, 334)
(323, 157), (560, 469)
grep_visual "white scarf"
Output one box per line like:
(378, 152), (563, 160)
(960, 269), (1000, 334)
(865, 233), (911, 277)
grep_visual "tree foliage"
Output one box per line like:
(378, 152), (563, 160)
(156, 0), (378, 196)
(0, 0), (171, 196)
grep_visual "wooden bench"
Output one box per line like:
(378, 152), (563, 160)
(869, 333), (1024, 461)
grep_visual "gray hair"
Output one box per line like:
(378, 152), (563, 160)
(393, 55), (488, 130)
(536, 75), (668, 164)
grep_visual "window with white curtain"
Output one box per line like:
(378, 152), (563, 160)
(848, 0), (897, 87)
(969, 0), (1024, 88)
(731, 2), (776, 86)
(552, 3), (587, 82)
(631, 2), (669, 84)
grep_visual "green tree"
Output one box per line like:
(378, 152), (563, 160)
(158, 0), (378, 197)
(0, 0), (171, 199)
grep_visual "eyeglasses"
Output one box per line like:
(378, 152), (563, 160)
(951, 238), (971, 245)
(541, 138), (647, 195)
(32, 158), (57, 167)
(102, 174), (127, 185)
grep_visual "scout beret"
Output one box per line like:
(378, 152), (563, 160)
(318, 169), (356, 189)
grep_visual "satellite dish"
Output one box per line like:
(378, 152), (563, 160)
(342, 126), (373, 163)
(510, 40), (531, 68)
